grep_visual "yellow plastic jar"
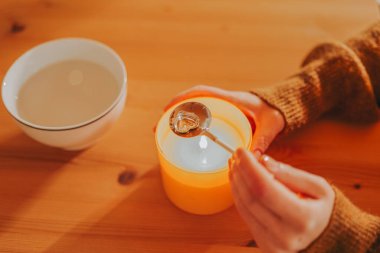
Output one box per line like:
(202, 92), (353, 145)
(155, 97), (252, 215)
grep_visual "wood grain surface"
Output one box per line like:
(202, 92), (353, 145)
(1, 0), (379, 252)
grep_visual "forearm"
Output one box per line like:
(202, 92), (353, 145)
(252, 41), (379, 133)
(251, 21), (380, 134)
(347, 22), (380, 104)
(304, 187), (380, 253)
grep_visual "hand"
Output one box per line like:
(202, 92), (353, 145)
(229, 148), (335, 253)
(164, 85), (285, 153)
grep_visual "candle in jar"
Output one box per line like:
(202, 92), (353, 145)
(155, 97), (252, 215)
(162, 117), (243, 172)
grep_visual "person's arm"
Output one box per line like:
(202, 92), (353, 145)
(304, 187), (380, 253)
(230, 148), (380, 253)
(347, 22), (380, 104)
(244, 22), (380, 253)
(252, 23), (380, 134)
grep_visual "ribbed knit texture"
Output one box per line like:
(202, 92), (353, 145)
(251, 41), (379, 133)
(250, 22), (380, 252)
(303, 187), (380, 253)
(347, 22), (380, 104)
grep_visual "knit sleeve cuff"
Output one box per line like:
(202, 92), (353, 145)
(346, 21), (380, 103)
(303, 187), (380, 253)
(251, 42), (379, 134)
(250, 65), (323, 134)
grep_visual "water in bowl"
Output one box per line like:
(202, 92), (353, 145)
(17, 60), (119, 127)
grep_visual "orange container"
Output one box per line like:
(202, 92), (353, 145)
(155, 97), (252, 215)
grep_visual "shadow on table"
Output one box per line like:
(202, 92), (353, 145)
(44, 166), (253, 253)
(0, 132), (82, 235)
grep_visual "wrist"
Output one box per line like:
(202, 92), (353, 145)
(303, 187), (380, 253)
(264, 101), (286, 134)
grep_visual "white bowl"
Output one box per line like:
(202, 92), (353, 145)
(2, 38), (127, 150)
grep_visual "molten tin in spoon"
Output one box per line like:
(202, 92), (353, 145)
(169, 102), (234, 154)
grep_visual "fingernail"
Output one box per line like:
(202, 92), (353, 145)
(232, 151), (238, 161)
(228, 157), (237, 176)
(253, 149), (262, 159)
(261, 155), (270, 163)
(261, 155), (278, 173)
(233, 156), (239, 167)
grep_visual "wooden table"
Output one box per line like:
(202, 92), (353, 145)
(1, 0), (379, 252)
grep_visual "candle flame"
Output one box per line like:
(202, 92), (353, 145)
(199, 135), (208, 150)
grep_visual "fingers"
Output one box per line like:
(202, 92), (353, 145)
(164, 85), (234, 111)
(260, 155), (331, 198)
(251, 132), (275, 154)
(233, 148), (304, 224)
(250, 120), (281, 153)
(230, 160), (292, 244)
(250, 102), (284, 153)
(230, 162), (282, 226)
(230, 176), (283, 253)
(230, 149), (335, 253)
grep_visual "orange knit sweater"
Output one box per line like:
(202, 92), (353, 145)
(252, 22), (380, 253)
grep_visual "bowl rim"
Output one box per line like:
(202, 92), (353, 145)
(1, 37), (127, 131)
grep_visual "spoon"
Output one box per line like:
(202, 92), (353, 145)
(169, 101), (234, 154)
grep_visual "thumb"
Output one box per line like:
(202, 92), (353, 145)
(260, 155), (331, 198)
(250, 124), (278, 155)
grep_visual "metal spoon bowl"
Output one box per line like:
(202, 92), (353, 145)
(169, 101), (234, 154)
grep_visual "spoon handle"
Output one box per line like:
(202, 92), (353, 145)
(203, 130), (234, 154)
